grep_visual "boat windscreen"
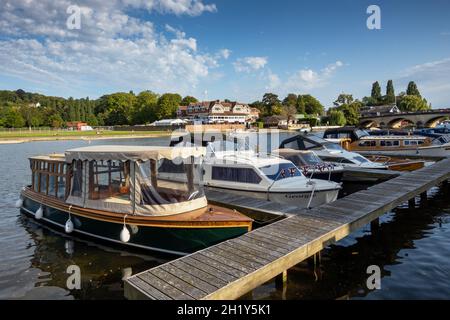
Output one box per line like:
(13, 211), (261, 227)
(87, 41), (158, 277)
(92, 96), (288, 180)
(259, 163), (302, 181)
(355, 129), (370, 139)
(298, 152), (323, 165)
(323, 142), (344, 151)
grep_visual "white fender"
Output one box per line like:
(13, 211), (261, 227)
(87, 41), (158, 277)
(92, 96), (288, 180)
(35, 206), (44, 220)
(65, 218), (74, 233)
(15, 198), (23, 208)
(120, 226), (130, 243)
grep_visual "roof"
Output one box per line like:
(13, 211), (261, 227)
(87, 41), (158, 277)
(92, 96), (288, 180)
(65, 145), (206, 162)
(29, 154), (66, 162)
(361, 135), (427, 140)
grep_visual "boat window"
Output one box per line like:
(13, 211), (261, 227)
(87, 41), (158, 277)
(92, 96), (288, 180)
(212, 166), (262, 184)
(323, 143), (344, 151)
(353, 156), (370, 163)
(358, 140), (376, 147)
(71, 160), (83, 197)
(140, 159), (204, 204)
(380, 140), (400, 147)
(355, 129), (369, 139)
(319, 156), (354, 164)
(297, 153), (322, 165)
(30, 159), (68, 198)
(88, 160), (130, 200)
(259, 163), (302, 181)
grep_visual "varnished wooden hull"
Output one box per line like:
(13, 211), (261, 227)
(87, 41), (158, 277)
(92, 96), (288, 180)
(20, 189), (251, 256)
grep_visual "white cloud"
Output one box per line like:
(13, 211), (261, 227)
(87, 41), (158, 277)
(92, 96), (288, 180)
(267, 61), (344, 92)
(219, 49), (231, 60)
(399, 57), (450, 106)
(0, 0), (221, 96)
(233, 56), (268, 73)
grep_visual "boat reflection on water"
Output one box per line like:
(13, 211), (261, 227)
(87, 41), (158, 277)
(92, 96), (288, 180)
(17, 214), (165, 300)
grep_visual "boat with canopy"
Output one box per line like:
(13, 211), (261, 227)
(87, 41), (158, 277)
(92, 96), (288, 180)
(18, 145), (252, 256)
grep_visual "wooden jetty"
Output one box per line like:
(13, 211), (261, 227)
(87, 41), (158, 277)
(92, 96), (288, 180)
(124, 158), (450, 300)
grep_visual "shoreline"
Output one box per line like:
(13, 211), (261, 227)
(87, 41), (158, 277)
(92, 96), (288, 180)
(0, 133), (173, 144)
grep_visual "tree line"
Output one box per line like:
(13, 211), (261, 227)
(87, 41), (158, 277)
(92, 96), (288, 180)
(326, 80), (430, 126)
(0, 89), (198, 128)
(0, 80), (431, 128)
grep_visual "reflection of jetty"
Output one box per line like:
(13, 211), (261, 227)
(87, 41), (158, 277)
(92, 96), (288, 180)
(124, 158), (450, 300)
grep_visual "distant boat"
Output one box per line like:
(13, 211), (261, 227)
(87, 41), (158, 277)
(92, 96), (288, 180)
(18, 145), (252, 256)
(323, 127), (449, 158)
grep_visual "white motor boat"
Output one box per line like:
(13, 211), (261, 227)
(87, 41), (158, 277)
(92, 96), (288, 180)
(202, 141), (341, 208)
(279, 134), (387, 170)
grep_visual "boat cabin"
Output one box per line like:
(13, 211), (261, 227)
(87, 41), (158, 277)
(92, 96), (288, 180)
(29, 146), (207, 216)
(347, 135), (431, 152)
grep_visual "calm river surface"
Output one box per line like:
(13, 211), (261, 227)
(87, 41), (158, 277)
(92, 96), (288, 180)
(1, 136), (449, 299)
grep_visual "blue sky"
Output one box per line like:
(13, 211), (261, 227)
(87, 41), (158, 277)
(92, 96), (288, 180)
(0, 0), (449, 107)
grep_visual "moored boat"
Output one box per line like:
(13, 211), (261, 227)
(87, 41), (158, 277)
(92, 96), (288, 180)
(18, 145), (252, 256)
(323, 127), (450, 158)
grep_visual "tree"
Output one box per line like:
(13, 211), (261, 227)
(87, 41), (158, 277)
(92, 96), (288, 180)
(386, 80), (395, 104)
(133, 91), (159, 124)
(5, 109), (25, 128)
(262, 93), (280, 116)
(328, 110), (346, 126)
(333, 93), (354, 107)
(156, 93), (182, 120)
(48, 114), (64, 128)
(300, 95), (324, 115)
(338, 102), (362, 126)
(406, 81), (421, 97)
(281, 105), (297, 122)
(296, 95), (306, 114)
(398, 95), (430, 112)
(371, 81), (382, 101)
(95, 92), (136, 125)
(180, 96), (198, 106)
(282, 94), (298, 108)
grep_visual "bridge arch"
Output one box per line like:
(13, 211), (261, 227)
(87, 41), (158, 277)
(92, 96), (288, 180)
(425, 116), (449, 128)
(360, 119), (378, 128)
(387, 117), (416, 129)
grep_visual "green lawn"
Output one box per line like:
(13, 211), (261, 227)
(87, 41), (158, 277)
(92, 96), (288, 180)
(0, 130), (171, 139)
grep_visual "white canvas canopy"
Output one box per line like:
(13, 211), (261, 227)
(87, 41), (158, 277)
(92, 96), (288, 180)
(65, 145), (206, 162)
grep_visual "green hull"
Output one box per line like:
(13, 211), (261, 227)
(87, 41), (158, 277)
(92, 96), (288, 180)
(21, 196), (248, 256)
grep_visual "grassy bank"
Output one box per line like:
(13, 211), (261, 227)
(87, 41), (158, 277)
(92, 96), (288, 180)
(0, 129), (172, 143)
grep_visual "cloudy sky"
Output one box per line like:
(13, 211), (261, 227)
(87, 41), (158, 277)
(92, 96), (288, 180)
(0, 0), (449, 107)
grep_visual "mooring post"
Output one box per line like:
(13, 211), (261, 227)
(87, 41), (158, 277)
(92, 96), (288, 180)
(420, 191), (428, 205)
(408, 197), (416, 209)
(370, 217), (380, 232)
(275, 270), (288, 299)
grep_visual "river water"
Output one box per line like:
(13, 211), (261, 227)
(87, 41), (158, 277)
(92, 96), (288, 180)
(0, 136), (449, 299)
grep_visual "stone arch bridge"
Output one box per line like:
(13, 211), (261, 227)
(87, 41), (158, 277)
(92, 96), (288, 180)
(359, 109), (450, 128)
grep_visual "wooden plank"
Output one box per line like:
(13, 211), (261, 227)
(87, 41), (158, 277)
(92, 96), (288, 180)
(231, 237), (284, 259)
(138, 272), (194, 300)
(150, 268), (206, 299)
(127, 276), (171, 300)
(197, 250), (256, 274)
(189, 252), (248, 278)
(216, 241), (273, 265)
(243, 231), (298, 253)
(158, 264), (218, 295)
(247, 228), (306, 249)
(181, 256), (237, 283)
(170, 260), (228, 289)
(209, 245), (267, 270)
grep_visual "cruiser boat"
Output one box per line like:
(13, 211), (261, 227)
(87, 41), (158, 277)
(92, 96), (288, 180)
(323, 127), (449, 158)
(279, 134), (388, 170)
(200, 141), (341, 208)
(17, 145), (252, 256)
(272, 148), (344, 182)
